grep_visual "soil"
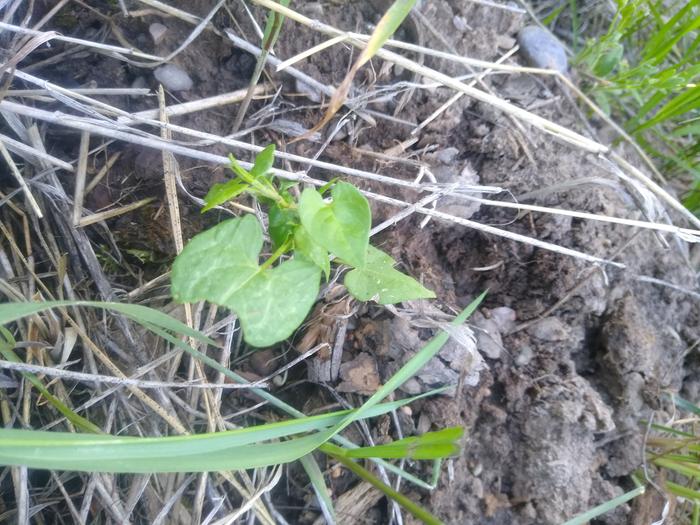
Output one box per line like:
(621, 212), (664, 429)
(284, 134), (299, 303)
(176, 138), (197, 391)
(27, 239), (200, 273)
(4, 1), (700, 524)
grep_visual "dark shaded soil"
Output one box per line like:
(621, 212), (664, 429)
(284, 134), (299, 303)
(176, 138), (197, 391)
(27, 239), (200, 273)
(5, 1), (699, 524)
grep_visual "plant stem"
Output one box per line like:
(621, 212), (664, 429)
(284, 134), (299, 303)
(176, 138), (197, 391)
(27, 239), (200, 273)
(259, 238), (293, 272)
(231, 0), (291, 132)
(324, 449), (444, 525)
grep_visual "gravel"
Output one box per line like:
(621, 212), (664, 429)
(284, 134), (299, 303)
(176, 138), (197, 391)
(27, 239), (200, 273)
(517, 25), (568, 73)
(154, 64), (193, 91)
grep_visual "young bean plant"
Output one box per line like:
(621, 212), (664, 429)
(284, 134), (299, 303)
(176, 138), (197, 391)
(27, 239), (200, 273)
(172, 145), (435, 347)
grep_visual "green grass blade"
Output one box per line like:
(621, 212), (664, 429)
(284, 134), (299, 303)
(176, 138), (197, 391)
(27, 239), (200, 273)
(1, 298), (472, 490)
(357, 0), (416, 68)
(328, 292), (485, 436)
(562, 484), (646, 525)
(0, 431), (327, 473)
(232, 0), (291, 132)
(666, 480), (700, 501)
(0, 328), (102, 434)
(653, 457), (700, 478)
(0, 301), (216, 346)
(328, 451), (443, 525)
(0, 391), (447, 473)
(337, 427), (463, 460)
(299, 454), (336, 524)
(672, 394), (700, 417)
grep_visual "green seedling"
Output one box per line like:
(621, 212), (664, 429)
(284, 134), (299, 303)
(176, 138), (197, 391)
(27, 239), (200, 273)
(172, 145), (434, 347)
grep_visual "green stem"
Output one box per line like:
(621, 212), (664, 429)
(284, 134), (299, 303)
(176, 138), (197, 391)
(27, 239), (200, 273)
(325, 448), (444, 525)
(231, 1), (291, 132)
(259, 238), (293, 272)
(0, 327), (102, 434)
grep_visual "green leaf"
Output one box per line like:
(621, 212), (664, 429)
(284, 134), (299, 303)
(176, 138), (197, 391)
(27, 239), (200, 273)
(268, 204), (298, 249)
(339, 427), (464, 460)
(0, 328), (102, 434)
(344, 246), (435, 304)
(593, 41), (624, 76)
(294, 225), (330, 280)
(299, 182), (370, 268)
(0, 390), (442, 473)
(228, 154), (277, 201)
(250, 144), (275, 179)
(172, 216), (262, 307)
(229, 258), (320, 347)
(172, 215), (321, 346)
(562, 484), (645, 525)
(201, 179), (249, 213)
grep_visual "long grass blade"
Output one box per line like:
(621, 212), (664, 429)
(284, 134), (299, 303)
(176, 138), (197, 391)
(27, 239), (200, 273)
(562, 484), (646, 525)
(328, 451), (443, 525)
(300, 0), (416, 138)
(0, 328), (101, 434)
(299, 454), (336, 524)
(0, 301), (215, 346)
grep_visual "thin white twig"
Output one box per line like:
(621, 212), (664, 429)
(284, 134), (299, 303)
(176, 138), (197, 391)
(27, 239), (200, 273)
(0, 360), (267, 389)
(0, 140), (43, 217)
(0, 21), (163, 61)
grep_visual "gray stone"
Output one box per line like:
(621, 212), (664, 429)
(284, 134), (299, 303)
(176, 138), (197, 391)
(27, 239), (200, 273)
(514, 345), (533, 366)
(472, 312), (504, 359)
(517, 25), (568, 73)
(149, 23), (168, 45)
(489, 306), (516, 333)
(154, 64), (193, 91)
(528, 316), (570, 341)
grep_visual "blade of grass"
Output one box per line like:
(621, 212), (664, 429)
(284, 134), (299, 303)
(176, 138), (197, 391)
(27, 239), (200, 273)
(653, 457), (700, 478)
(231, 0), (291, 132)
(0, 301), (215, 346)
(666, 480), (700, 501)
(299, 0), (417, 138)
(299, 453), (336, 524)
(327, 451), (443, 525)
(562, 484), (646, 525)
(0, 298), (473, 492)
(0, 391), (450, 473)
(0, 328), (101, 434)
(328, 427), (463, 460)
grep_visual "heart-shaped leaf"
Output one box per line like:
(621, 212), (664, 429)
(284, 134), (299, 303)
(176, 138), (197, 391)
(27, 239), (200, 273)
(294, 225), (330, 280)
(172, 215), (321, 346)
(344, 246), (435, 305)
(299, 182), (370, 268)
(172, 215), (262, 305)
(230, 259), (321, 347)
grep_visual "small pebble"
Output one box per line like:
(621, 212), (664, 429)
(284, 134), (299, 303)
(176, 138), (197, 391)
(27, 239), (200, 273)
(517, 25), (568, 73)
(453, 15), (469, 32)
(434, 147), (459, 164)
(154, 64), (193, 91)
(529, 316), (570, 341)
(149, 22), (168, 45)
(515, 345), (534, 366)
(490, 306), (516, 333)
